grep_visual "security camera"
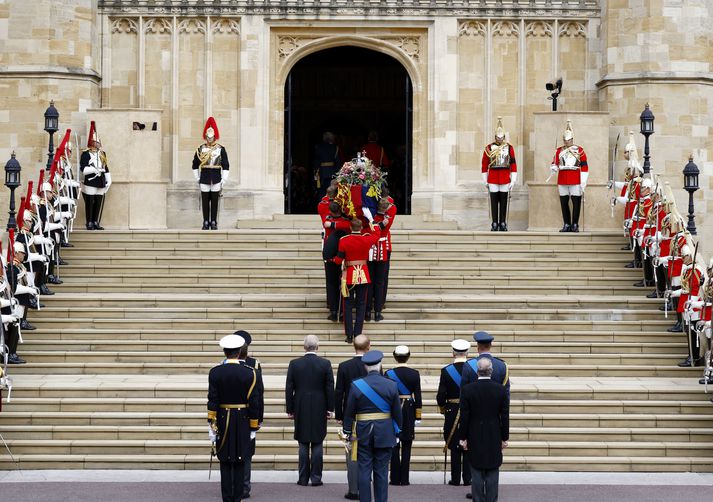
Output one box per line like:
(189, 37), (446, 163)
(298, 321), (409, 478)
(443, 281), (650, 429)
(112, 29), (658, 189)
(545, 78), (563, 93)
(546, 78), (563, 111)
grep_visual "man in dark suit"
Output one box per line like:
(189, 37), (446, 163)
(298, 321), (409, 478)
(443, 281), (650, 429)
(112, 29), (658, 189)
(459, 358), (510, 502)
(286, 334), (335, 487)
(436, 339), (471, 487)
(335, 334), (370, 500)
(385, 345), (422, 486)
(234, 330), (263, 500)
(207, 334), (261, 502)
(342, 350), (402, 502)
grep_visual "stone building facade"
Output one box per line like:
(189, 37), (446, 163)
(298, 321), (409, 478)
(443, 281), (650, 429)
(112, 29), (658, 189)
(0, 1), (711, 241)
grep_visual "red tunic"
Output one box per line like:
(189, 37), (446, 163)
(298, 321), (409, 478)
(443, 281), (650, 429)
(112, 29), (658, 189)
(677, 266), (704, 314)
(386, 198), (397, 251)
(334, 227), (382, 285)
(362, 143), (391, 168)
(369, 213), (394, 262)
(552, 145), (588, 185)
(481, 143), (517, 185)
(631, 196), (652, 237)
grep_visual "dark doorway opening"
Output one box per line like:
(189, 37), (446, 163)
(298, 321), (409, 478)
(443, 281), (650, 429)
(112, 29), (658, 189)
(284, 46), (413, 215)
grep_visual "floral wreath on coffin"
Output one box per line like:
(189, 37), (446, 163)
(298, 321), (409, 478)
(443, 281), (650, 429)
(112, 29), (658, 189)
(334, 152), (387, 221)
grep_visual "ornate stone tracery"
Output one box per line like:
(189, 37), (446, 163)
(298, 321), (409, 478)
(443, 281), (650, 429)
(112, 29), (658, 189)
(144, 18), (173, 35)
(559, 21), (587, 38)
(177, 18), (206, 35)
(458, 21), (486, 38)
(111, 18), (137, 34)
(212, 19), (240, 36)
(526, 20), (553, 38)
(492, 21), (520, 38)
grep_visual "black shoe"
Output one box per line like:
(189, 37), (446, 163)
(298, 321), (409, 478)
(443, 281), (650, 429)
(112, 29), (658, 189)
(677, 357), (692, 367)
(699, 377), (713, 385)
(633, 280), (645, 287)
(463, 481), (471, 487)
(466, 494), (473, 500)
(29, 298), (38, 309)
(48, 275), (63, 285)
(570, 223), (579, 233)
(57, 258), (69, 266)
(401, 481), (410, 486)
(646, 291), (659, 298)
(296, 481), (309, 486)
(625, 261), (636, 268)
(389, 481), (400, 486)
(7, 354), (26, 365)
(375, 312), (384, 322)
(20, 320), (36, 331)
(491, 222), (498, 231)
(345, 336), (353, 344)
(327, 312), (338, 321)
(365, 311), (372, 322)
(694, 358), (704, 368)
(60, 242), (73, 248)
(311, 481), (323, 487)
(86, 222), (95, 230)
(499, 222), (508, 232)
(93, 222), (104, 230)
(344, 494), (359, 500)
(559, 224), (571, 233)
(621, 244), (631, 250)
(667, 323), (683, 333)
(210, 221), (218, 230)
(39, 285), (55, 296)
(448, 480), (460, 486)
(201, 221), (210, 230)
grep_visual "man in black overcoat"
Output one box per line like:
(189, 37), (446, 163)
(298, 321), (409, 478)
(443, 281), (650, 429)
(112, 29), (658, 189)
(458, 357), (510, 502)
(285, 334), (335, 486)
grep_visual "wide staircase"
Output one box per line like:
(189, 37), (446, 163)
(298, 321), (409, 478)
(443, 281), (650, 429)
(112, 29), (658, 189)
(1, 217), (712, 472)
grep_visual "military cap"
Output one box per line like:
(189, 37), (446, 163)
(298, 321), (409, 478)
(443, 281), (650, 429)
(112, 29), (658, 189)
(451, 339), (470, 352)
(393, 345), (410, 356)
(473, 331), (494, 344)
(219, 334), (245, 350)
(362, 350), (384, 365)
(234, 330), (252, 345)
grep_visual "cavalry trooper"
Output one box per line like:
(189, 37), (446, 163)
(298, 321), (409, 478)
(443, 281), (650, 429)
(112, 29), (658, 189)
(611, 131), (644, 250)
(662, 217), (688, 332)
(671, 246), (705, 367)
(631, 178), (655, 289)
(342, 350), (402, 502)
(692, 259), (713, 385)
(481, 117), (517, 231)
(80, 121), (111, 230)
(436, 339), (471, 487)
(1, 235), (22, 364)
(208, 333), (261, 502)
(234, 330), (264, 500)
(550, 120), (589, 233)
(385, 345), (422, 486)
(461, 332), (510, 398)
(192, 117), (230, 230)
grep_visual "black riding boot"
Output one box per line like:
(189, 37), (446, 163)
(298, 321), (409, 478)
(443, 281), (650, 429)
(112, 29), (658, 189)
(498, 191), (508, 231)
(210, 191), (219, 229)
(201, 191), (211, 229)
(489, 192), (499, 230)
(559, 195), (571, 232)
(83, 193), (94, 229)
(93, 194), (104, 230)
(571, 195), (582, 232)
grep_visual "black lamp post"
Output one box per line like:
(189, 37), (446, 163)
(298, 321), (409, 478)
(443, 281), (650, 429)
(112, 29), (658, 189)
(44, 100), (59, 172)
(639, 103), (655, 175)
(682, 154), (699, 235)
(4, 151), (22, 231)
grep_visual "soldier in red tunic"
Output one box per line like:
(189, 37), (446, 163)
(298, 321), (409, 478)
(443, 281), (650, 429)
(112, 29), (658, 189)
(671, 246), (705, 366)
(481, 118), (517, 231)
(321, 199), (352, 321)
(366, 198), (395, 322)
(333, 220), (382, 343)
(550, 121), (588, 232)
(632, 178), (654, 288)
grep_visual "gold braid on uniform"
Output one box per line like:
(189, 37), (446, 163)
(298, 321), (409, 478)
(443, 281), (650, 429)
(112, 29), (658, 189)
(487, 143), (509, 168)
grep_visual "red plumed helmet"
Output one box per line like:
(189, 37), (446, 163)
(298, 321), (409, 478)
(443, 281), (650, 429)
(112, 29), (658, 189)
(202, 117), (219, 141)
(7, 228), (14, 263)
(54, 129), (72, 173)
(87, 121), (97, 147)
(17, 197), (26, 227)
(25, 180), (34, 203)
(37, 170), (45, 196)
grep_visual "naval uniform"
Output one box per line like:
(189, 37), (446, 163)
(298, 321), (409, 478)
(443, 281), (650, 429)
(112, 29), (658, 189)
(461, 353), (511, 400)
(240, 355), (263, 498)
(343, 370), (402, 502)
(436, 359), (470, 486)
(385, 365), (422, 486)
(208, 359), (261, 502)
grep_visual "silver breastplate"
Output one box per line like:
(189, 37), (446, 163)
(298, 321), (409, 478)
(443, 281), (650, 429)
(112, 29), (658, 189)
(198, 144), (222, 168)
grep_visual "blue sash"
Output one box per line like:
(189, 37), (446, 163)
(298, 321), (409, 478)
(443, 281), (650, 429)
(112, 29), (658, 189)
(386, 369), (411, 397)
(445, 364), (461, 388)
(353, 379), (401, 435)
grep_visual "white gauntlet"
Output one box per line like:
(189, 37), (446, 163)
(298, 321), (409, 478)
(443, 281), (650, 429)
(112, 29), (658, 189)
(193, 169), (200, 182)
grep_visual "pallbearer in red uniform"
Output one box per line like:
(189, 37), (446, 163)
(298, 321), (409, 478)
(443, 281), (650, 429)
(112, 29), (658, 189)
(320, 194), (351, 321)
(481, 117), (517, 231)
(366, 198), (394, 322)
(550, 120), (588, 232)
(192, 117), (229, 230)
(333, 220), (382, 343)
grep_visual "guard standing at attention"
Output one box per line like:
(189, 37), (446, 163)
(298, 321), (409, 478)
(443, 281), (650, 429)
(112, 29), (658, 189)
(208, 334), (260, 502)
(342, 350), (402, 502)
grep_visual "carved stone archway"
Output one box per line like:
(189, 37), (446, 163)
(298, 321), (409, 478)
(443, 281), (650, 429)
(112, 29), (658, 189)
(267, 27), (428, 209)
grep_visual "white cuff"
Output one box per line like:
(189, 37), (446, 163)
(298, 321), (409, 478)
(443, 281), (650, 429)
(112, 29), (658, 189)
(481, 172), (488, 184)
(221, 170), (229, 183)
(193, 170), (200, 181)
(362, 207), (373, 222)
(510, 172), (517, 185)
